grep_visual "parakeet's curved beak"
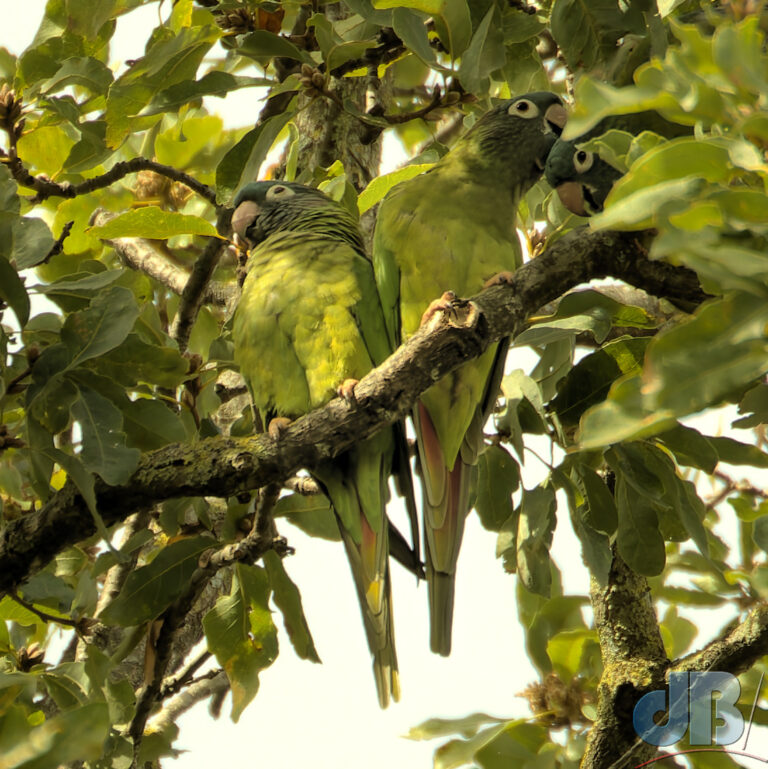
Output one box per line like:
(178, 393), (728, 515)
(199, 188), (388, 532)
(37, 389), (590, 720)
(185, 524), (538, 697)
(545, 103), (568, 135)
(534, 103), (568, 170)
(556, 181), (588, 217)
(231, 200), (262, 246)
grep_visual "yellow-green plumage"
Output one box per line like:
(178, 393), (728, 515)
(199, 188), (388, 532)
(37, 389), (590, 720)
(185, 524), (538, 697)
(373, 92), (567, 655)
(232, 181), (400, 706)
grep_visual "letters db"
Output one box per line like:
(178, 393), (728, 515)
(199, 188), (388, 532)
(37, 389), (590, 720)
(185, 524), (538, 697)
(633, 671), (743, 747)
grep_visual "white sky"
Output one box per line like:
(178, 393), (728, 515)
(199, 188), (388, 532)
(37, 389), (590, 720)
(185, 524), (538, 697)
(5, 3), (768, 768)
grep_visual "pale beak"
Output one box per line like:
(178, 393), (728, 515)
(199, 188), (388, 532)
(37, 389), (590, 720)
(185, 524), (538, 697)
(545, 103), (568, 134)
(231, 200), (262, 245)
(556, 181), (588, 217)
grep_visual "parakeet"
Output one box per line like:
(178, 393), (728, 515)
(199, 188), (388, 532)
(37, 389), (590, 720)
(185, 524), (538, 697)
(372, 92), (567, 656)
(546, 111), (690, 216)
(231, 180), (408, 707)
(545, 139), (623, 215)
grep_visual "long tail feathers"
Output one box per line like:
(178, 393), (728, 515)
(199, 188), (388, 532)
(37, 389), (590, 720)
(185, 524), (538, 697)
(339, 512), (400, 708)
(416, 403), (472, 657)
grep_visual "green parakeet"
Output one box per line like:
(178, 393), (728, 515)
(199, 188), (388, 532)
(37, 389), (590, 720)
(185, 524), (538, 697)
(231, 180), (409, 707)
(547, 112), (690, 215)
(372, 92), (567, 655)
(545, 139), (623, 215)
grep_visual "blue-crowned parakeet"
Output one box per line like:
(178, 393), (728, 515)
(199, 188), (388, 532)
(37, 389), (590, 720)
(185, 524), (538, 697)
(231, 180), (411, 707)
(372, 92), (567, 655)
(546, 111), (690, 215)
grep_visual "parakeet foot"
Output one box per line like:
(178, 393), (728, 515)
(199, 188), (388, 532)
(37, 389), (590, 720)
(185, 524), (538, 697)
(420, 291), (456, 327)
(337, 378), (359, 403)
(268, 417), (291, 440)
(483, 271), (515, 288)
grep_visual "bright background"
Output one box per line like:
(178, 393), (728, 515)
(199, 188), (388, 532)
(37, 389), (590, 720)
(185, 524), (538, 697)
(5, 4), (768, 767)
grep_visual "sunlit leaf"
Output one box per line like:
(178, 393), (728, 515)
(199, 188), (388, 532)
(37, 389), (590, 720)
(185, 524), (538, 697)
(89, 207), (219, 240)
(100, 536), (216, 625)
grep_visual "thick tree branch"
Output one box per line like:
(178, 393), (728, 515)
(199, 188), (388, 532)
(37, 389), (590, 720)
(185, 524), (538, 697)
(0, 229), (709, 594)
(582, 553), (667, 769)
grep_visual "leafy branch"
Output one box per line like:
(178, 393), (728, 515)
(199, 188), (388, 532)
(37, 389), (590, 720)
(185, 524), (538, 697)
(0, 86), (218, 207)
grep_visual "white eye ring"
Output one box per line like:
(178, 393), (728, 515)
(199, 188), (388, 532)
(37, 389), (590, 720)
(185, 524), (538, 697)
(266, 184), (295, 200)
(573, 149), (594, 173)
(508, 98), (540, 119)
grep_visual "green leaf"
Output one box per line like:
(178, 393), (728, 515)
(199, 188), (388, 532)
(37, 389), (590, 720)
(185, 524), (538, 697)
(515, 310), (613, 347)
(0, 257), (30, 327)
(89, 332), (188, 389)
(358, 163), (433, 213)
(406, 712), (505, 741)
(547, 628), (599, 681)
(516, 485), (556, 596)
(61, 286), (140, 369)
(372, 0), (471, 56)
(550, 0), (627, 71)
(203, 563), (278, 721)
(216, 112), (294, 205)
(613, 471), (665, 577)
(457, 4), (505, 95)
(105, 24), (221, 146)
(89, 207), (219, 240)
(121, 398), (187, 450)
(0, 702), (110, 769)
(474, 445), (519, 532)
(237, 31), (308, 62)
(577, 464), (617, 534)
(392, 9), (436, 66)
(708, 436), (768, 468)
(71, 384), (140, 485)
(579, 293), (768, 448)
(263, 550), (320, 663)
(144, 72), (273, 115)
(657, 424), (718, 473)
(16, 125), (75, 178)
(100, 536), (216, 625)
(273, 492), (340, 541)
(551, 337), (648, 429)
(644, 293), (768, 416)
(7, 216), (55, 270)
(39, 56), (113, 95)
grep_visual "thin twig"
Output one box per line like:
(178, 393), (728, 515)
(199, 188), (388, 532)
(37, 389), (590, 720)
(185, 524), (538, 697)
(170, 207), (233, 351)
(159, 649), (212, 699)
(8, 590), (81, 629)
(6, 153), (218, 208)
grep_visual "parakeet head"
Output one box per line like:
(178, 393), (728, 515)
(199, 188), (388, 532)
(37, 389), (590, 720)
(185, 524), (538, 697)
(232, 180), (350, 248)
(544, 139), (623, 216)
(461, 91), (568, 190)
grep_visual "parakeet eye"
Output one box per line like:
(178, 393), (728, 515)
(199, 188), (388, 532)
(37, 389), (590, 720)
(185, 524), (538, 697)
(266, 184), (295, 200)
(509, 98), (540, 119)
(573, 149), (594, 173)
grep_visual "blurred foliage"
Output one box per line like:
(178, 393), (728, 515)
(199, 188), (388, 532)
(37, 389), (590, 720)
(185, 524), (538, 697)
(1, 0), (768, 767)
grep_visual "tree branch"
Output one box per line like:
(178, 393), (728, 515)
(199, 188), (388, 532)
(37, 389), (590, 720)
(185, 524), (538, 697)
(128, 513), (286, 760)
(674, 603), (768, 676)
(582, 552), (668, 768)
(13, 157), (219, 208)
(0, 228), (709, 594)
(170, 208), (232, 351)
